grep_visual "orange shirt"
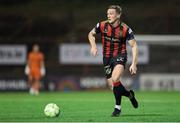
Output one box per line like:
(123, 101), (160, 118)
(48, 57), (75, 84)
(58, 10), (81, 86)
(28, 52), (44, 70)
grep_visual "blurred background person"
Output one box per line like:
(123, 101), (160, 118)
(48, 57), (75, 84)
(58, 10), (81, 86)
(25, 44), (45, 95)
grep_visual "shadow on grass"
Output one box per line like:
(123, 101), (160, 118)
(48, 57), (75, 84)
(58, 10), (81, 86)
(122, 113), (163, 117)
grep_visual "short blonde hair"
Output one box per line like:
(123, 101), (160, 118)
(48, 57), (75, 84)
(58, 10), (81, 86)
(108, 5), (122, 15)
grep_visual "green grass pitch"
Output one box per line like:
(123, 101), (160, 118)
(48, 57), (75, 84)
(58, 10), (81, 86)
(0, 91), (180, 122)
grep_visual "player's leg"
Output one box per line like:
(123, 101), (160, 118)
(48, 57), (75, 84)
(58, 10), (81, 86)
(112, 64), (130, 97)
(28, 75), (33, 86)
(28, 71), (33, 87)
(111, 64), (138, 117)
(103, 57), (122, 116)
(33, 70), (41, 95)
(113, 55), (138, 109)
(110, 64), (124, 117)
(28, 71), (36, 95)
(33, 79), (40, 95)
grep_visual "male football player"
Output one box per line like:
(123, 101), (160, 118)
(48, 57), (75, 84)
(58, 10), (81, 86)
(88, 5), (138, 117)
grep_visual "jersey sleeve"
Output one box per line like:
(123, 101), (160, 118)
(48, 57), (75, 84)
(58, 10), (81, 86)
(94, 23), (101, 34)
(126, 27), (135, 41)
(40, 53), (44, 61)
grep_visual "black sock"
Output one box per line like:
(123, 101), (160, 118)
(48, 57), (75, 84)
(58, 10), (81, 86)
(113, 82), (122, 106)
(119, 83), (130, 97)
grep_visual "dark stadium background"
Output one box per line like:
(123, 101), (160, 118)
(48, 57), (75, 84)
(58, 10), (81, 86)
(0, 0), (180, 91)
(1, 0), (180, 122)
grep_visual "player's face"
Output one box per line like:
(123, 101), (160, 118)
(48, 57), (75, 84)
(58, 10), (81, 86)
(107, 9), (120, 24)
(33, 45), (39, 52)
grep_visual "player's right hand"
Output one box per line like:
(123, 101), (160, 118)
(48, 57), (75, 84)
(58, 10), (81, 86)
(25, 65), (30, 75)
(90, 47), (98, 57)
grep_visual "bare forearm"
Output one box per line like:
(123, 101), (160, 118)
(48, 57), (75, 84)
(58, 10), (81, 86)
(88, 31), (97, 48)
(88, 29), (98, 56)
(131, 42), (138, 65)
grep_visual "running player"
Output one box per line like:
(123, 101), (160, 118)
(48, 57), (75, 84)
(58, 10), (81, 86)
(88, 5), (138, 117)
(25, 44), (45, 95)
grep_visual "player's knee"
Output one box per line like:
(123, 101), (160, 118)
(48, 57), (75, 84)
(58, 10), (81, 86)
(111, 76), (120, 83)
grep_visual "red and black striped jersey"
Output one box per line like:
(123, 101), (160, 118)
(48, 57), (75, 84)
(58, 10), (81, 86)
(95, 20), (135, 57)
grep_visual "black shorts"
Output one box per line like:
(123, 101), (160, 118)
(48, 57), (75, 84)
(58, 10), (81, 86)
(103, 54), (127, 79)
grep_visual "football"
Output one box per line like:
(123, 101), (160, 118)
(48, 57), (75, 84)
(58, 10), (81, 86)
(44, 103), (60, 117)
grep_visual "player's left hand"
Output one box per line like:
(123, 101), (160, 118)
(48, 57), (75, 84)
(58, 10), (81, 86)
(25, 65), (30, 75)
(129, 64), (137, 76)
(41, 66), (46, 76)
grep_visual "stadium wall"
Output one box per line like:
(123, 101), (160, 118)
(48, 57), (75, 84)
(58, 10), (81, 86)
(0, 35), (180, 91)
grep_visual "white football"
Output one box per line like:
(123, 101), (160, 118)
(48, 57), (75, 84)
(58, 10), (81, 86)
(44, 103), (60, 117)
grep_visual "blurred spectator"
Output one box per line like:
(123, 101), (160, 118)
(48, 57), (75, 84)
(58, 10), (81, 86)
(25, 44), (45, 95)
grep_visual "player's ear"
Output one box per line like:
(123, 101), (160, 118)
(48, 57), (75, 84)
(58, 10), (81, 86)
(117, 14), (121, 19)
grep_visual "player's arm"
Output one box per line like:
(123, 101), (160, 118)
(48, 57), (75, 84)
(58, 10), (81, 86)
(88, 28), (98, 57)
(25, 54), (31, 75)
(126, 27), (138, 75)
(128, 39), (138, 75)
